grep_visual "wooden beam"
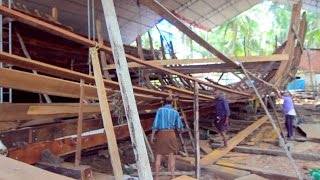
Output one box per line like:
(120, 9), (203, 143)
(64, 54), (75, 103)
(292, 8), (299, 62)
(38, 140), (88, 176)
(90, 47), (123, 179)
(8, 119), (153, 164)
(0, 6), (250, 96)
(105, 54), (289, 70)
(193, 82), (200, 179)
(0, 156), (74, 180)
(75, 79), (85, 167)
(0, 68), (169, 103)
(165, 85), (214, 100)
(100, 0), (152, 178)
(200, 116), (269, 166)
(96, 19), (111, 80)
(0, 52), (168, 98)
(0, 68), (98, 99)
(140, 0), (237, 67)
(0, 103), (100, 121)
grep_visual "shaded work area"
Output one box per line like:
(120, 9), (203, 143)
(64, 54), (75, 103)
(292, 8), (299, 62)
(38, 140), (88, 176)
(0, 0), (318, 180)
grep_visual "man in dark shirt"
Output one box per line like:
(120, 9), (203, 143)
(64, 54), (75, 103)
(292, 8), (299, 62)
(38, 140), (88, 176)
(151, 98), (183, 180)
(214, 92), (230, 148)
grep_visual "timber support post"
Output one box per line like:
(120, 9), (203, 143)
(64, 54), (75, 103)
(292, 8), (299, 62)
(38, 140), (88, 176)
(100, 0), (153, 179)
(75, 79), (85, 166)
(90, 48), (124, 179)
(194, 82), (200, 178)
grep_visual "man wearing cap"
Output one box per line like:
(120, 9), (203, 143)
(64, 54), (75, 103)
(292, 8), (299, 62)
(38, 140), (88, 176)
(214, 92), (230, 148)
(151, 98), (183, 180)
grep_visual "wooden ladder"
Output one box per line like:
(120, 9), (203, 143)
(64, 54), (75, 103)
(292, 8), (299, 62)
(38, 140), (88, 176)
(177, 104), (195, 156)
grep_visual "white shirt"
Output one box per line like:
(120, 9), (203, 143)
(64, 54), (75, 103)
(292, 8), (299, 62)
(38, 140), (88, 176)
(287, 109), (296, 116)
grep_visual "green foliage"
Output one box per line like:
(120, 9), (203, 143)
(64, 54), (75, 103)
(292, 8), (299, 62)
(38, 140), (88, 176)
(137, 1), (320, 59)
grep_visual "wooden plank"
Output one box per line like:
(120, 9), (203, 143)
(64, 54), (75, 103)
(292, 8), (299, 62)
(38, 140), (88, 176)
(0, 52), (168, 98)
(8, 119), (153, 164)
(0, 68), (98, 99)
(193, 82), (200, 179)
(75, 79), (85, 166)
(105, 54), (289, 70)
(216, 161), (297, 180)
(200, 116), (269, 166)
(0, 156), (74, 180)
(0, 6), (250, 96)
(90, 48), (123, 179)
(140, 0), (237, 67)
(27, 104), (101, 115)
(1, 118), (104, 149)
(0, 68), (167, 102)
(100, 1), (152, 179)
(210, 143), (320, 161)
(202, 164), (251, 180)
(0, 103), (100, 121)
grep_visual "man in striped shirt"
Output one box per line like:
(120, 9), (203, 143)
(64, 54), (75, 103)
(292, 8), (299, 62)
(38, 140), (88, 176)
(151, 98), (183, 180)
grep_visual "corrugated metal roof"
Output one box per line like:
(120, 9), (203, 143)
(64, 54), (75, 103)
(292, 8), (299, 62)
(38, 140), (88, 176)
(11, 0), (320, 44)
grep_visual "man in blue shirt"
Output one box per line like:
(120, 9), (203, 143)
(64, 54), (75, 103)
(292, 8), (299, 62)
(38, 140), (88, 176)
(215, 92), (230, 148)
(151, 98), (183, 180)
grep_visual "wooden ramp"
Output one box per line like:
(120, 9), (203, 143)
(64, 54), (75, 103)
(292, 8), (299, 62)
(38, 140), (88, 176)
(200, 116), (268, 166)
(0, 156), (74, 180)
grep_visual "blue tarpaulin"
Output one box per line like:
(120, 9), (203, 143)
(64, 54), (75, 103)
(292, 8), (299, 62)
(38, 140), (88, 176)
(287, 78), (305, 90)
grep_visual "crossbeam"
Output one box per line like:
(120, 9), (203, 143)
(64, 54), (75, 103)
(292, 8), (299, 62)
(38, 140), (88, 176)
(105, 54), (289, 70)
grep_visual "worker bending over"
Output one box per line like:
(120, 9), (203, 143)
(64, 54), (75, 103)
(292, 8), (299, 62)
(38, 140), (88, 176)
(151, 98), (183, 180)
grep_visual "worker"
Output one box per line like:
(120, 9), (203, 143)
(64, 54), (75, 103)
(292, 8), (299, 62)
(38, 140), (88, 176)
(214, 92), (230, 148)
(151, 97), (184, 180)
(277, 90), (296, 139)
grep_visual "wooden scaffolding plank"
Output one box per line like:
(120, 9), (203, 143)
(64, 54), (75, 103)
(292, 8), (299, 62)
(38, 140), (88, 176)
(0, 156), (74, 180)
(105, 54), (289, 70)
(0, 6), (250, 96)
(100, 0), (152, 178)
(90, 48), (123, 179)
(200, 115), (269, 166)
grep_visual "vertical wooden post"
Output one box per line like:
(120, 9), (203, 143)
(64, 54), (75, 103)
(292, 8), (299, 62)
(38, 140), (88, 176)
(96, 19), (111, 80)
(75, 79), (85, 166)
(193, 82), (200, 179)
(90, 48), (124, 179)
(51, 7), (58, 21)
(100, 1), (153, 179)
(148, 31), (157, 60)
